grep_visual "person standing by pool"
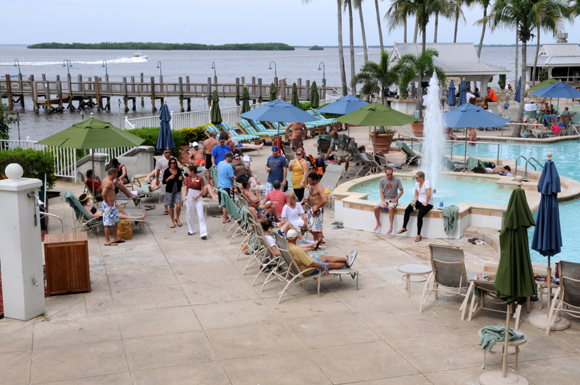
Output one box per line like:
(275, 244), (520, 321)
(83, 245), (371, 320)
(162, 158), (184, 228)
(212, 132), (232, 167)
(265, 146), (288, 195)
(398, 171), (433, 242)
(182, 164), (207, 239)
(285, 122), (307, 150)
(289, 149), (308, 202)
(325, 130), (351, 179)
(203, 132), (219, 186)
(373, 167), (404, 234)
(217, 151), (235, 224)
(156, 147), (185, 215)
(306, 172), (328, 243)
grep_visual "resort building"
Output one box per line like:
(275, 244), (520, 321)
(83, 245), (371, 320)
(525, 33), (580, 82)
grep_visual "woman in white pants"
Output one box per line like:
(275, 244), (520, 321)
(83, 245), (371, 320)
(182, 164), (208, 239)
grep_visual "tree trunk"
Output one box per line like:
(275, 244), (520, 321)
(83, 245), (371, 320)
(421, 14), (427, 53)
(477, 6), (487, 58)
(404, 17), (407, 43)
(347, 0), (356, 95)
(374, 0), (384, 52)
(338, 0), (348, 96)
(358, 2), (368, 63)
(417, 14), (427, 114)
(454, 10), (459, 43)
(515, 30), (519, 91)
(514, 40), (527, 137)
(434, 12), (438, 43)
(414, 16), (419, 43)
(532, 25), (540, 87)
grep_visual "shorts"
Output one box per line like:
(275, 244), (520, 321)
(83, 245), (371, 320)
(266, 182), (274, 195)
(102, 201), (119, 227)
(291, 138), (304, 149)
(218, 187), (232, 206)
(204, 154), (213, 170)
(195, 159), (206, 166)
(377, 200), (398, 210)
(334, 149), (349, 161)
(308, 207), (324, 232)
(308, 256), (329, 276)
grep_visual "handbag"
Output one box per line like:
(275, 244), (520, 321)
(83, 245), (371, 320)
(117, 220), (133, 240)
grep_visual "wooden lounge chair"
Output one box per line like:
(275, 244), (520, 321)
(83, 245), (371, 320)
(420, 244), (471, 314)
(546, 260), (580, 335)
(465, 279), (523, 328)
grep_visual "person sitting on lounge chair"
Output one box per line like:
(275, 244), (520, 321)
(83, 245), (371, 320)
(561, 107), (577, 127)
(280, 192), (307, 229)
(286, 229), (357, 276)
(445, 127), (457, 141)
(357, 145), (386, 163)
(261, 219), (320, 253)
(223, 131), (265, 151)
(79, 193), (146, 220)
(86, 169), (138, 199)
(233, 153), (260, 187)
(242, 180), (278, 222)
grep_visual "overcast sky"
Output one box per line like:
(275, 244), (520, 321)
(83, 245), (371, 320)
(2, 0), (578, 46)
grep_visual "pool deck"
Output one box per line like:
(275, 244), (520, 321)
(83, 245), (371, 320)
(2, 128), (580, 384)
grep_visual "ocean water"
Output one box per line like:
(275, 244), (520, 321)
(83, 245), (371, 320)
(0, 44), (536, 140)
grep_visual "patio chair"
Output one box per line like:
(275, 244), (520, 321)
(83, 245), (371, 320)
(419, 244), (471, 314)
(237, 120), (277, 138)
(250, 120), (279, 135)
(319, 163), (344, 191)
(220, 123), (263, 144)
(349, 146), (381, 177)
(546, 260), (580, 335)
(273, 232), (360, 303)
(465, 279), (522, 329)
(64, 191), (102, 232)
(397, 141), (421, 167)
(316, 134), (333, 155)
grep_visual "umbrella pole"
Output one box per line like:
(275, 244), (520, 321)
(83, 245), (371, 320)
(91, 150), (95, 198)
(547, 255), (552, 310)
(502, 303), (512, 378)
(464, 128), (468, 164)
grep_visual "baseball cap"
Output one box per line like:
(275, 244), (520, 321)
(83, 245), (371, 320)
(192, 142), (199, 147)
(272, 146), (279, 152)
(287, 229), (298, 240)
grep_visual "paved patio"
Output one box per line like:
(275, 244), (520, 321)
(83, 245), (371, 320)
(2, 127), (580, 385)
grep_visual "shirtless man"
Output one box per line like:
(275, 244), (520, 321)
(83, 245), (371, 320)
(285, 122), (307, 151)
(189, 142), (205, 167)
(101, 168), (124, 246)
(202, 132), (219, 186)
(304, 172), (328, 242)
(242, 180), (278, 222)
(468, 127), (477, 142)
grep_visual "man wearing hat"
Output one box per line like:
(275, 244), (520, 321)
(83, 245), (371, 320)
(286, 229), (357, 276)
(189, 142), (205, 166)
(265, 146), (288, 195)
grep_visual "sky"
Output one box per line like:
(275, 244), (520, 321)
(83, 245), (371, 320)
(2, 0), (579, 46)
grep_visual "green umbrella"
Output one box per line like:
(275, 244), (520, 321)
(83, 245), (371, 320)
(490, 178), (537, 380)
(210, 90), (222, 125)
(528, 78), (558, 93)
(38, 116), (144, 196)
(336, 102), (416, 126)
(291, 82), (299, 107)
(310, 81), (320, 109)
(240, 87), (251, 114)
(269, 82), (277, 102)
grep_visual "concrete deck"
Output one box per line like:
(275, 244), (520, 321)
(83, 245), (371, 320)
(1, 127), (580, 385)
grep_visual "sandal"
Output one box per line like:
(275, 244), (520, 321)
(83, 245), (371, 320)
(163, 210), (169, 215)
(397, 228), (407, 234)
(176, 220), (182, 227)
(415, 235), (422, 242)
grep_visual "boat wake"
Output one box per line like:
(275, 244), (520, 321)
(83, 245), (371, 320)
(0, 57), (148, 66)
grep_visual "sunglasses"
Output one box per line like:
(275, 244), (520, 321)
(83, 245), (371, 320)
(386, 173), (393, 176)
(296, 153), (303, 156)
(164, 151), (170, 154)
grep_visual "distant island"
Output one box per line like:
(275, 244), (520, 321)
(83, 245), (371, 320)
(27, 42), (295, 51)
(309, 45), (324, 51)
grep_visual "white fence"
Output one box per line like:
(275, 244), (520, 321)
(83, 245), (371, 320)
(0, 138), (136, 182)
(125, 93), (343, 131)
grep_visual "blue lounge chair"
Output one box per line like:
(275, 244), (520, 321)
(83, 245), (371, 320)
(237, 120), (277, 138)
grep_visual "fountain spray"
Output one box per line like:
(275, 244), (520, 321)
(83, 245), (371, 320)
(421, 72), (446, 194)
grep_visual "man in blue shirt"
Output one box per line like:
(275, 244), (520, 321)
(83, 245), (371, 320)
(212, 132), (232, 166)
(217, 151), (235, 223)
(265, 146), (288, 195)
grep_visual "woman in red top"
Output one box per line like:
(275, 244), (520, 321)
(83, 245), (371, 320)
(182, 164), (208, 239)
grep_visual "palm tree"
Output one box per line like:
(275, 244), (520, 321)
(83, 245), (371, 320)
(393, 49), (446, 114)
(352, 50), (399, 105)
(475, 0), (490, 58)
(386, 0), (412, 43)
(375, 0), (385, 51)
(485, 0), (568, 136)
(531, 9), (571, 86)
(453, 0), (469, 43)
(345, 0), (357, 95)
(354, 0), (369, 63)
(304, 0), (348, 96)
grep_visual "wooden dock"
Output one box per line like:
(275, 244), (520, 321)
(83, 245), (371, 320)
(0, 74), (335, 113)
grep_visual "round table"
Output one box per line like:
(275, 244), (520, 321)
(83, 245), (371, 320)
(397, 263), (432, 297)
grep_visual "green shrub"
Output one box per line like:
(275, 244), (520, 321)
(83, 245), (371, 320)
(299, 102), (311, 111)
(179, 126), (208, 144)
(498, 75), (506, 91)
(0, 148), (56, 188)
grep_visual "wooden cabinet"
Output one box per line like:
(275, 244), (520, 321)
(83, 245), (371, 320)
(44, 232), (90, 296)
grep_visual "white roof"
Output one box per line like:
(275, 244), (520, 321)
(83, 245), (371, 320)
(526, 43), (580, 67)
(390, 43), (509, 76)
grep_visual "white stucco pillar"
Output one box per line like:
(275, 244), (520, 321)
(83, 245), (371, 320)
(0, 163), (45, 320)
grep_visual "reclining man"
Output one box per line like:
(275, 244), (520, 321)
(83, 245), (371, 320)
(286, 229), (357, 276)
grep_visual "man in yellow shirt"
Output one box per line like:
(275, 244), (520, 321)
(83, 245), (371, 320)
(286, 230), (357, 276)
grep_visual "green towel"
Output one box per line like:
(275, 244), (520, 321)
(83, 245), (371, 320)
(442, 205), (459, 235)
(466, 157), (486, 173)
(218, 188), (241, 221)
(478, 325), (525, 351)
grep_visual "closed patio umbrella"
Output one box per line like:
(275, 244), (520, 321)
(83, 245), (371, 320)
(480, 177), (536, 384)
(269, 82), (277, 102)
(446, 79), (456, 107)
(458, 80), (467, 106)
(291, 82), (300, 107)
(156, 101), (175, 150)
(310, 81), (320, 109)
(241, 87), (251, 114)
(514, 77), (522, 103)
(210, 90), (222, 126)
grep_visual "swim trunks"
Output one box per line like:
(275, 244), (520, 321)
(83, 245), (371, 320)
(102, 201), (119, 227)
(205, 154), (212, 170)
(195, 159), (206, 166)
(308, 207), (324, 232)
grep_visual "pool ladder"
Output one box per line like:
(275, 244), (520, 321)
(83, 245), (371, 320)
(514, 155), (543, 181)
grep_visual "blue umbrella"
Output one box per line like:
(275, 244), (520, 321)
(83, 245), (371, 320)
(514, 77), (521, 103)
(156, 102), (175, 150)
(443, 103), (510, 128)
(531, 154), (562, 312)
(317, 94), (369, 115)
(446, 79), (456, 107)
(240, 99), (318, 123)
(530, 81), (580, 99)
(458, 80), (467, 106)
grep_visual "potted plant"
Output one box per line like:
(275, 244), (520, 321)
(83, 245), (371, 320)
(410, 119), (424, 138)
(369, 127), (396, 153)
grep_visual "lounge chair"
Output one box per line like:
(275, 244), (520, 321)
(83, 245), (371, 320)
(273, 232), (359, 304)
(419, 244), (471, 314)
(349, 146), (381, 177)
(465, 279), (523, 328)
(546, 260), (580, 335)
(219, 123), (263, 144)
(237, 120), (277, 138)
(250, 120), (279, 135)
(397, 141), (421, 166)
(319, 163), (344, 191)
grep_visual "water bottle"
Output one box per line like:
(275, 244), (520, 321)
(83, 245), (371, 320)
(439, 198), (444, 210)
(330, 187), (334, 195)
(384, 201), (389, 212)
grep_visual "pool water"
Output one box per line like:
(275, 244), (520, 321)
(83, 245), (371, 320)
(405, 140), (580, 264)
(351, 177), (512, 208)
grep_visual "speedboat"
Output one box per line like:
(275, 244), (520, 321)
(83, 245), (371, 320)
(133, 52), (148, 59)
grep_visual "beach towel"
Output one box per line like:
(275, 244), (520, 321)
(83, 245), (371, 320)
(478, 325), (525, 351)
(442, 205), (459, 235)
